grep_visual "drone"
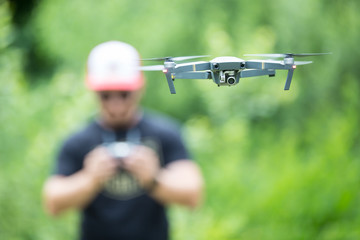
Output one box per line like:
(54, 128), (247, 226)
(140, 53), (330, 94)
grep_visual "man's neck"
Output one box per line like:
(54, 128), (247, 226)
(97, 110), (143, 131)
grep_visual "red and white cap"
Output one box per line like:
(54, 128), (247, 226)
(86, 41), (144, 91)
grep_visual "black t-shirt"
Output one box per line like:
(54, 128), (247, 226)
(55, 111), (190, 240)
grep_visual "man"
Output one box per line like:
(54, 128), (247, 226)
(43, 41), (204, 240)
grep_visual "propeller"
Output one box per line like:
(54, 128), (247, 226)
(294, 61), (313, 65)
(244, 53), (332, 58)
(139, 65), (164, 71)
(141, 55), (210, 62)
(260, 59), (313, 65)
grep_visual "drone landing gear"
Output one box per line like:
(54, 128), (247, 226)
(284, 69), (294, 90)
(165, 71), (176, 94)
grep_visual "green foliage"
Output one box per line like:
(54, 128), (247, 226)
(1, 0), (360, 239)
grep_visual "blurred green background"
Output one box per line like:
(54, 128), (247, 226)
(1, 0), (359, 239)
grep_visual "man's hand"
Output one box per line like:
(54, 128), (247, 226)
(83, 146), (120, 186)
(122, 145), (160, 190)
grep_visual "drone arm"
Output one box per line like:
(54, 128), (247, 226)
(174, 62), (211, 73)
(174, 72), (212, 79)
(245, 61), (290, 70)
(240, 69), (276, 78)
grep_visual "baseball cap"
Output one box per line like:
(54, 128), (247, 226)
(86, 41), (144, 91)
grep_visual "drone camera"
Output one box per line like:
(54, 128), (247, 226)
(219, 70), (238, 85)
(227, 76), (236, 85)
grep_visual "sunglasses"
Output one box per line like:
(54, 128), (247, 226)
(98, 91), (134, 101)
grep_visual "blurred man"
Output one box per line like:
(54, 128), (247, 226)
(43, 41), (203, 240)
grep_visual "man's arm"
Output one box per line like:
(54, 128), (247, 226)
(43, 147), (119, 216)
(150, 160), (204, 208)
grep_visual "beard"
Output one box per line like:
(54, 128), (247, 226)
(101, 107), (140, 129)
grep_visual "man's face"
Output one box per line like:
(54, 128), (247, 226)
(96, 89), (142, 128)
